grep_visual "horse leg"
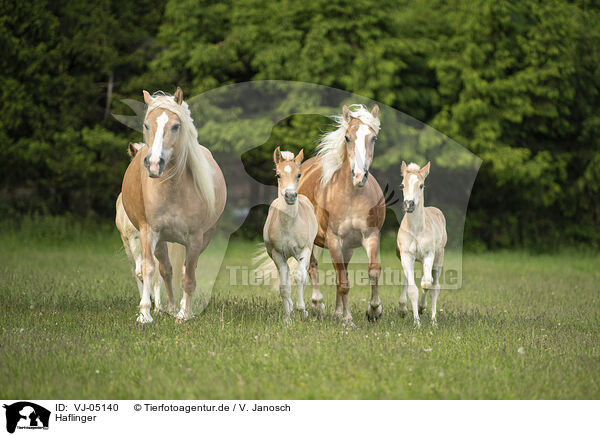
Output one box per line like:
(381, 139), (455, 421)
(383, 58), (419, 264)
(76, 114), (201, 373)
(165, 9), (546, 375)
(309, 245), (325, 316)
(400, 253), (420, 328)
(154, 241), (174, 314)
(176, 239), (203, 322)
(420, 253), (435, 315)
(363, 232), (382, 322)
(272, 251), (293, 325)
(399, 271), (409, 317)
(293, 247), (312, 319)
(430, 267), (442, 327)
(123, 234), (143, 299)
(151, 262), (162, 312)
(330, 235), (353, 325)
(339, 247), (354, 325)
(137, 226), (158, 323)
(430, 249), (444, 327)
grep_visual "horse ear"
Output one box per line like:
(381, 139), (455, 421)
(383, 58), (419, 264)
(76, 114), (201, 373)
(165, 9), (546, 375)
(143, 90), (153, 105)
(401, 161), (407, 176)
(174, 86), (183, 105)
(371, 104), (380, 118)
(127, 142), (137, 158)
(342, 105), (351, 123)
(273, 146), (281, 164)
(295, 149), (304, 164)
(420, 161), (431, 178)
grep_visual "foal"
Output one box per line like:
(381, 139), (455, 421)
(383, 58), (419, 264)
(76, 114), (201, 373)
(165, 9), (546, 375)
(115, 142), (173, 313)
(396, 162), (447, 327)
(263, 147), (318, 324)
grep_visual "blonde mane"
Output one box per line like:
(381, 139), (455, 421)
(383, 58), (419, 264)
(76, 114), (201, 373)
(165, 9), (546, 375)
(145, 93), (216, 214)
(316, 104), (381, 186)
(407, 163), (421, 172)
(280, 151), (295, 161)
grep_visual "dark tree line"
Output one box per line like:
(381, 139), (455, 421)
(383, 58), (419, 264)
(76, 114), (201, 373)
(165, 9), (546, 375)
(1, 0), (599, 249)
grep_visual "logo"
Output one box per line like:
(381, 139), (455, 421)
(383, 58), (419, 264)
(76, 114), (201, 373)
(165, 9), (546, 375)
(3, 402), (50, 434)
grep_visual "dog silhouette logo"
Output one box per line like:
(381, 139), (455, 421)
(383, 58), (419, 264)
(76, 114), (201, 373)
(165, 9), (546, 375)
(3, 402), (50, 433)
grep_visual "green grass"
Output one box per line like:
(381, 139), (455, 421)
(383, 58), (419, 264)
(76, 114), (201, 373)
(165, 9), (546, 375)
(0, 227), (598, 399)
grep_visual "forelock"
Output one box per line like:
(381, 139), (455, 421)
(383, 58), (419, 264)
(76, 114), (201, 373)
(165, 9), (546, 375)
(280, 151), (295, 161)
(347, 104), (380, 134)
(407, 163), (421, 173)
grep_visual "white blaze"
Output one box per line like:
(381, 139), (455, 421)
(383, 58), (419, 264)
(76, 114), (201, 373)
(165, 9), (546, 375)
(284, 165), (291, 173)
(407, 174), (419, 199)
(149, 111), (169, 164)
(354, 123), (370, 172)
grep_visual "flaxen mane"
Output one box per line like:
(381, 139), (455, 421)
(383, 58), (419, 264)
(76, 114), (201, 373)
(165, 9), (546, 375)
(406, 163), (421, 173)
(280, 151), (295, 161)
(316, 104), (381, 186)
(146, 92), (216, 213)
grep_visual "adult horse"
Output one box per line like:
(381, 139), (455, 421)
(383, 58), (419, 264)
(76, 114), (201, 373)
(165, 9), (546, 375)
(116, 142), (168, 312)
(298, 104), (385, 325)
(122, 87), (226, 323)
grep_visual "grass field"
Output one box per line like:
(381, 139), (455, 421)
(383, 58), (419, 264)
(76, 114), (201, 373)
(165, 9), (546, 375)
(1, 222), (599, 399)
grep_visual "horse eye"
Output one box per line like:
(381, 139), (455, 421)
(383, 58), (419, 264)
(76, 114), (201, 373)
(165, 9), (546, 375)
(143, 123), (149, 130)
(345, 135), (351, 142)
(420, 184), (424, 189)
(297, 173), (301, 179)
(171, 123), (180, 131)
(399, 184), (404, 189)
(276, 173), (281, 178)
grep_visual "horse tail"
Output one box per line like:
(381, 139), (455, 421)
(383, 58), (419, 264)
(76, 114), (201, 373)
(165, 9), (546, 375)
(253, 244), (299, 290)
(168, 242), (186, 294)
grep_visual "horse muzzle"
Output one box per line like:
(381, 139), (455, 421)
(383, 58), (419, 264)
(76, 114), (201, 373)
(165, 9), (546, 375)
(404, 200), (415, 213)
(144, 155), (165, 178)
(352, 168), (369, 187)
(284, 190), (298, 205)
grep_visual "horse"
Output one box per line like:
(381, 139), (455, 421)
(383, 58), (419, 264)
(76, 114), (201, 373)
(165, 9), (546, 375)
(115, 142), (171, 313)
(298, 104), (385, 325)
(262, 147), (318, 324)
(396, 161), (447, 327)
(122, 87), (227, 323)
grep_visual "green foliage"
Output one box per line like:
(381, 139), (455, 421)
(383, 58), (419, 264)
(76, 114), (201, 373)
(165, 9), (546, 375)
(1, 0), (599, 249)
(0, 0), (166, 215)
(430, 1), (600, 248)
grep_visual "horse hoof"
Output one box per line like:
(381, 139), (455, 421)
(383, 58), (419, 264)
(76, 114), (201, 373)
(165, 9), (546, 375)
(311, 302), (325, 317)
(296, 308), (308, 320)
(418, 306), (426, 315)
(136, 313), (153, 324)
(399, 307), (408, 318)
(175, 310), (192, 323)
(366, 305), (382, 322)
